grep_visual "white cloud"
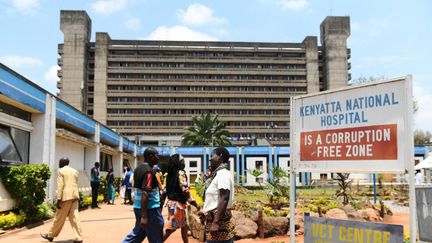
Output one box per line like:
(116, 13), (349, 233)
(125, 18), (141, 30)
(0, 55), (43, 68)
(44, 65), (59, 83)
(11, 0), (39, 14)
(143, 25), (217, 41)
(278, 0), (308, 10)
(177, 3), (227, 25)
(91, 0), (127, 15)
(42, 65), (60, 94)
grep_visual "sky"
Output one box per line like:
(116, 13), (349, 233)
(0, 0), (431, 132)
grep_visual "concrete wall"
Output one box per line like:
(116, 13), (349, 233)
(184, 157), (202, 183)
(246, 156), (268, 186)
(0, 181), (15, 212)
(55, 137), (86, 170)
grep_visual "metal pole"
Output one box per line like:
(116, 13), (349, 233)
(289, 171), (296, 243)
(405, 75), (416, 243)
(373, 173), (377, 204)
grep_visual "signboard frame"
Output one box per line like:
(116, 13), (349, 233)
(290, 77), (412, 173)
(288, 76), (415, 243)
(304, 214), (404, 243)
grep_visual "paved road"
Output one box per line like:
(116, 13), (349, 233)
(0, 198), (303, 243)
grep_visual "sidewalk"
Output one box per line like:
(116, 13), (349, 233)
(0, 198), (301, 242)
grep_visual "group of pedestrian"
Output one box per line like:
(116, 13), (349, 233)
(122, 146), (235, 243)
(40, 146), (235, 243)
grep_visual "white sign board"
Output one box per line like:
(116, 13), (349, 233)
(290, 76), (413, 173)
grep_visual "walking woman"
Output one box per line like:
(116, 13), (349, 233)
(164, 154), (199, 243)
(201, 147), (235, 243)
(106, 168), (115, 204)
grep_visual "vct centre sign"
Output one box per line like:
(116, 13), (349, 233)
(290, 76), (413, 173)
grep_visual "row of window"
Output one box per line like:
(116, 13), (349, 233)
(121, 132), (290, 139)
(108, 120), (287, 127)
(107, 109), (289, 115)
(109, 62), (306, 70)
(107, 74), (306, 81)
(108, 50), (306, 58)
(106, 97), (290, 103)
(107, 85), (305, 92)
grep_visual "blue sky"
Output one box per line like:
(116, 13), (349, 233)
(1, 0), (431, 132)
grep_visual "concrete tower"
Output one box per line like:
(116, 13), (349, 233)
(303, 36), (320, 94)
(58, 10), (91, 111)
(320, 16), (351, 90)
(93, 32), (110, 124)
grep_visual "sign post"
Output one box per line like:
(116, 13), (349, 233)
(289, 76), (415, 243)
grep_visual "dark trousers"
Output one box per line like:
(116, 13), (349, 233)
(125, 188), (132, 204)
(91, 181), (100, 208)
(122, 207), (164, 243)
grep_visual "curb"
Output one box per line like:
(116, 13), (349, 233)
(0, 218), (54, 239)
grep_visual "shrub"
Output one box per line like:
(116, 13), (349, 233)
(190, 187), (204, 206)
(79, 192), (92, 210)
(114, 177), (122, 192)
(334, 173), (353, 205)
(98, 176), (121, 198)
(194, 181), (205, 199)
(0, 164), (51, 221)
(0, 211), (26, 230)
(98, 176), (107, 197)
(232, 200), (260, 218)
(264, 167), (290, 204)
(35, 202), (55, 221)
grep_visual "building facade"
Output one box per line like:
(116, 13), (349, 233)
(57, 10), (351, 145)
(2, 63), (429, 212)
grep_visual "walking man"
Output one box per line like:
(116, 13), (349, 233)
(90, 162), (101, 209)
(41, 157), (83, 242)
(122, 147), (164, 243)
(124, 167), (133, 205)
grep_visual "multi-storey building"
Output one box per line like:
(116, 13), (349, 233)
(57, 10), (351, 145)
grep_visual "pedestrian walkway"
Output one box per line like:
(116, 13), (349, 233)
(0, 198), (302, 242)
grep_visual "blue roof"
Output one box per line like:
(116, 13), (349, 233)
(100, 125), (120, 146)
(0, 65), (46, 113)
(56, 99), (96, 135)
(415, 146), (429, 156)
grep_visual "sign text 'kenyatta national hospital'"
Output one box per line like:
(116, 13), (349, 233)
(291, 77), (412, 172)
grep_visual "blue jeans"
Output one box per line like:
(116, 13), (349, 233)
(122, 207), (163, 243)
(207, 239), (234, 243)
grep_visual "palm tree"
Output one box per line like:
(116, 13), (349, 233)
(182, 113), (232, 146)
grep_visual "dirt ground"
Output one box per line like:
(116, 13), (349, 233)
(0, 198), (410, 243)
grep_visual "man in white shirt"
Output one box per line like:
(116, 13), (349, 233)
(416, 169), (424, 185)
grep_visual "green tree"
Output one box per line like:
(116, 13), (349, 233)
(181, 113), (232, 146)
(414, 129), (432, 145)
